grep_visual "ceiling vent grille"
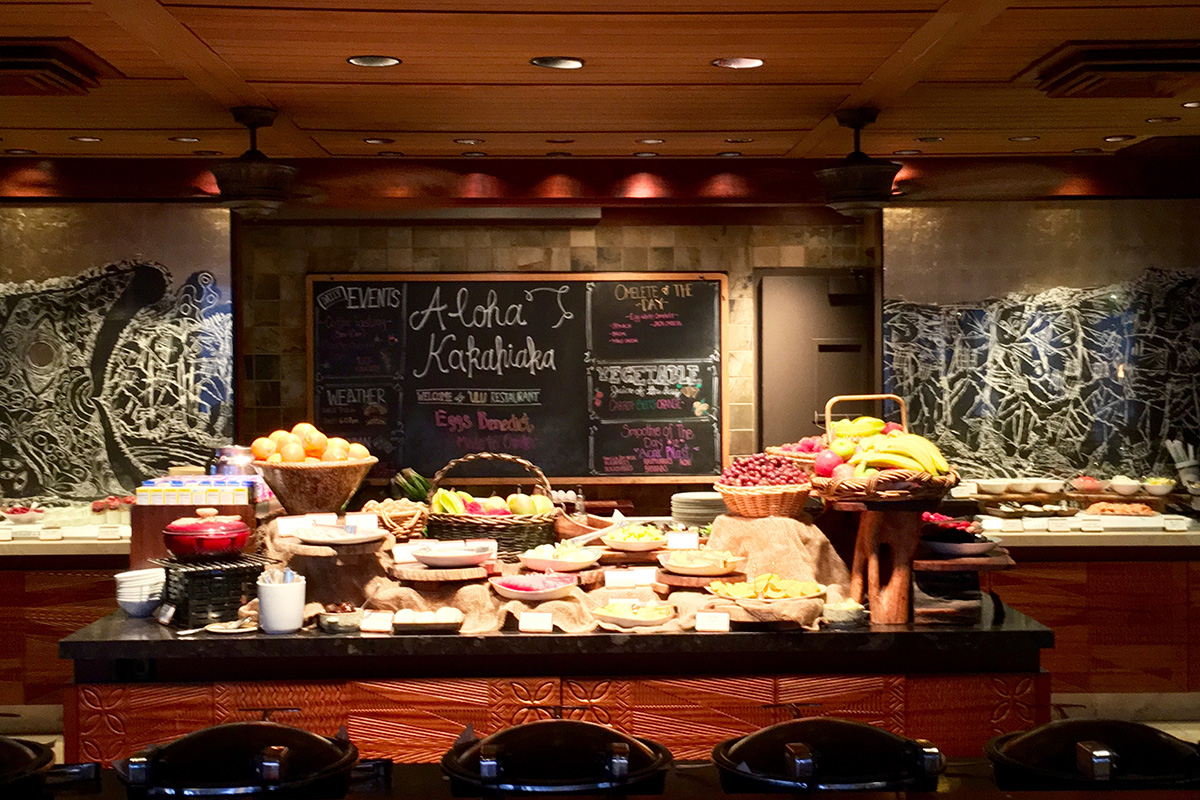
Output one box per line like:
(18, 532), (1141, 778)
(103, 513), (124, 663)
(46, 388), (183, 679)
(1029, 41), (1200, 99)
(0, 38), (120, 96)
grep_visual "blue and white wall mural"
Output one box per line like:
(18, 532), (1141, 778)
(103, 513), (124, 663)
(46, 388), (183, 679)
(884, 268), (1200, 478)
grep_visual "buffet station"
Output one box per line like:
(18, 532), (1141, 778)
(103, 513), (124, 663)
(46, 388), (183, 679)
(55, 399), (1076, 783)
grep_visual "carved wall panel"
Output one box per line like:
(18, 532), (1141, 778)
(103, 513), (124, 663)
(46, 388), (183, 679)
(562, 679), (633, 731)
(213, 681), (349, 735)
(347, 679), (491, 763)
(629, 678), (776, 760)
(488, 677), (561, 728)
(905, 673), (1048, 757)
(776, 675), (906, 734)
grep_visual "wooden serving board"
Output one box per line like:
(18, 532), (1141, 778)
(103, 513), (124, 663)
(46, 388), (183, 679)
(389, 563), (487, 582)
(598, 548), (667, 565)
(275, 534), (395, 558)
(912, 547), (1015, 573)
(655, 569), (746, 589)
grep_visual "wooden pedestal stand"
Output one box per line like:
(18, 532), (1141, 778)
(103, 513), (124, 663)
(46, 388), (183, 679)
(842, 499), (940, 624)
(272, 533), (396, 607)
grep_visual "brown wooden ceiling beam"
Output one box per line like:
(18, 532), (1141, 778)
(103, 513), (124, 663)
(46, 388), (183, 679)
(91, 0), (326, 157)
(787, 0), (1011, 158)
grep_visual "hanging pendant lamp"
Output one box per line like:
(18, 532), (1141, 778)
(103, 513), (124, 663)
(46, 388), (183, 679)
(813, 108), (901, 217)
(210, 106), (298, 217)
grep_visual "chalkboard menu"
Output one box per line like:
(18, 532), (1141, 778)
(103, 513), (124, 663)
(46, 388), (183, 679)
(309, 274), (725, 478)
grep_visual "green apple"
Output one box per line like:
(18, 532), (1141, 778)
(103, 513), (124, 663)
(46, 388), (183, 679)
(829, 438), (857, 460)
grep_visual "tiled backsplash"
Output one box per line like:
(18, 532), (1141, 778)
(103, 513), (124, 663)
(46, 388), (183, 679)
(236, 219), (866, 462)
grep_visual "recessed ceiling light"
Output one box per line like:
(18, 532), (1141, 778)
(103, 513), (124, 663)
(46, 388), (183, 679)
(363, 137), (394, 144)
(462, 151), (487, 157)
(5, 148), (35, 154)
(530, 56), (584, 70)
(70, 136), (101, 142)
(916, 136), (944, 143)
(1072, 148), (1102, 154)
(1182, 101), (1200, 108)
(1104, 134), (1136, 142)
(546, 138), (575, 144)
(893, 149), (922, 155)
(634, 151), (658, 157)
(636, 138), (665, 145)
(378, 150), (404, 156)
(711, 57), (763, 69)
(347, 55), (400, 67)
(454, 138), (484, 145)
(725, 137), (754, 143)
(170, 136), (200, 143)
(1146, 116), (1180, 123)
(717, 151), (742, 157)
(1009, 135), (1040, 142)
(193, 149), (221, 156)
(546, 151), (571, 157)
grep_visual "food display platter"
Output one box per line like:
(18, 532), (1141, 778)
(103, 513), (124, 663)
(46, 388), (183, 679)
(655, 569), (747, 589)
(389, 563), (489, 582)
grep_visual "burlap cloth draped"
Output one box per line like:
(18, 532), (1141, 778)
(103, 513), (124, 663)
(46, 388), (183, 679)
(254, 514), (849, 632)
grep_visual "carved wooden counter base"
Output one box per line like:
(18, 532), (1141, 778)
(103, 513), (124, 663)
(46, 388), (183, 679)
(67, 671), (1049, 765)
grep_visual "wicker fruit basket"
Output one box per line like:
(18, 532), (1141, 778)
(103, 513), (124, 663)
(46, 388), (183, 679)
(767, 392), (913, 470)
(360, 498), (428, 537)
(424, 452), (556, 560)
(252, 457), (378, 515)
(764, 446), (818, 471)
(807, 393), (958, 502)
(713, 482), (811, 519)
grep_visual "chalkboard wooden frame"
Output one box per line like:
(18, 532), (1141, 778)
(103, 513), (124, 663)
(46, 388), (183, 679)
(306, 272), (728, 484)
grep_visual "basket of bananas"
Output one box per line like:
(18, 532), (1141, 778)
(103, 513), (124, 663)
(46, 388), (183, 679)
(807, 394), (959, 502)
(422, 452), (557, 560)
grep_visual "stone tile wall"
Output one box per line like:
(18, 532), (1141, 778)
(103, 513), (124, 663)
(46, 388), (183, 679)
(236, 220), (865, 464)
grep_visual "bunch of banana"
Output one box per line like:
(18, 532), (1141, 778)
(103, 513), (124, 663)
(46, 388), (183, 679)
(831, 415), (886, 439)
(430, 487), (467, 514)
(390, 468), (432, 502)
(848, 433), (950, 475)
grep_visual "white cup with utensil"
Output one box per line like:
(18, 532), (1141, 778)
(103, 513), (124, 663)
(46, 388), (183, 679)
(257, 570), (306, 634)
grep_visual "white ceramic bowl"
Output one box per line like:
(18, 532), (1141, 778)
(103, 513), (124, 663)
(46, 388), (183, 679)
(1069, 477), (1110, 493)
(517, 548), (602, 573)
(1034, 479), (1065, 493)
(2, 510), (44, 524)
(975, 479), (1010, 494)
(592, 603), (675, 628)
(118, 597), (161, 617)
(600, 534), (665, 552)
(489, 574), (577, 602)
(117, 588), (162, 600)
(412, 544), (494, 569)
(1108, 478), (1140, 496)
(656, 551), (747, 577)
(1007, 480), (1037, 494)
(317, 608), (363, 633)
(823, 602), (867, 625)
(115, 567), (166, 583)
(1142, 479), (1176, 496)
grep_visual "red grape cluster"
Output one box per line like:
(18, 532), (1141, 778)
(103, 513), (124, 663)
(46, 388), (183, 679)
(720, 453), (809, 487)
(921, 511), (975, 530)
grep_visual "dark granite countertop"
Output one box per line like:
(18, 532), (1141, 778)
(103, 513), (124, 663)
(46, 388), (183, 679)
(60, 605), (1052, 682)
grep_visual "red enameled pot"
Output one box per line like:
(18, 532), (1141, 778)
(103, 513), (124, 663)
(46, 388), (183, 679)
(163, 507), (250, 559)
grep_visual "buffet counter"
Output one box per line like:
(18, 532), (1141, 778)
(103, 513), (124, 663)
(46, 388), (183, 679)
(59, 606), (1052, 765)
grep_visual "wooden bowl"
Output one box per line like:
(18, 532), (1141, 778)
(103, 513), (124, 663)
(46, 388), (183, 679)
(253, 457), (377, 515)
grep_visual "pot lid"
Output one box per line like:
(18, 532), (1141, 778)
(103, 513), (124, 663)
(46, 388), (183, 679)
(441, 719), (672, 791)
(165, 507), (249, 534)
(712, 717), (942, 791)
(114, 722), (357, 795)
(987, 719), (1200, 787)
(0, 736), (53, 784)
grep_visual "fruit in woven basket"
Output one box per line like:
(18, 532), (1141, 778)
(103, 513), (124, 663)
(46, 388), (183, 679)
(779, 436), (823, 454)
(813, 449), (844, 478)
(828, 438), (856, 460)
(846, 433), (949, 475)
(506, 491), (536, 515)
(719, 453), (809, 487)
(431, 488), (467, 514)
(831, 463), (856, 480)
(831, 416), (886, 439)
(530, 494), (554, 514)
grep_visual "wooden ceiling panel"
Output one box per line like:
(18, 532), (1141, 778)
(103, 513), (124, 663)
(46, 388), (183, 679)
(168, 9), (927, 85)
(812, 128), (1152, 158)
(160, 1), (944, 12)
(265, 83), (847, 133)
(885, 84), (1200, 133)
(1, 79), (235, 130)
(926, 5), (1200, 82)
(308, 130), (801, 157)
(0, 128), (248, 156)
(0, 3), (182, 79)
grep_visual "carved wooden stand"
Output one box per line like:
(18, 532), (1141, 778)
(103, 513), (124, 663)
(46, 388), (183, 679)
(843, 500), (940, 624)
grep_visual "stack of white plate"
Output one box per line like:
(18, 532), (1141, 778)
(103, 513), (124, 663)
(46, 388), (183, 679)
(671, 491), (728, 527)
(115, 567), (165, 617)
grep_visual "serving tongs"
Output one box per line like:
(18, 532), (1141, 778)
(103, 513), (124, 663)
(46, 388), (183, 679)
(566, 509), (628, 546)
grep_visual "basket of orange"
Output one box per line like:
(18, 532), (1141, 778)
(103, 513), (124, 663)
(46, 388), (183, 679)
(249, 423), (378, 515)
